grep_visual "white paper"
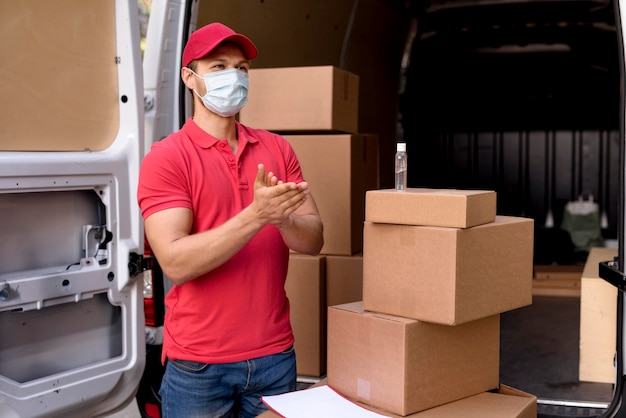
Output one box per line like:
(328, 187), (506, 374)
(261, 385), (391, 418)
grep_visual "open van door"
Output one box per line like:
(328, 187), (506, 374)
(0, 1), (146, 417)
(134, 1), (195, 415)
(596, 0), (626, 417)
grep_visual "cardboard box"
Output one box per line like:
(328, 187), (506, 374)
(363, 216), (534, 325)
(365, 188), (496, 228)
(286, 134), (379, 255)
(580, 247), (618, 383)
(532, 264), (583, 297)
(285, 254), (364, 377)
(239, 66), (359, 133)
(258, 383), (536, 418)
(327, 302), (500, 416)
(326, 254), (363, 307)
(285, 254), (326, 377)
(405, 385), (536, 418)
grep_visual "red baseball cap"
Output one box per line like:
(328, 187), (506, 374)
(182, 22), (258, 67)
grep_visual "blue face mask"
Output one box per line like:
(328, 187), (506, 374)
(190, 68), (249, 117)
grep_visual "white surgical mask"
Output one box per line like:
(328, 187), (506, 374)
(190, 68), (249, 117)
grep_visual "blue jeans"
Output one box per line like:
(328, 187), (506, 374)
(159, 346), (297, 418)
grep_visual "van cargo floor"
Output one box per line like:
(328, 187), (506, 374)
(500, 295), (613, 410)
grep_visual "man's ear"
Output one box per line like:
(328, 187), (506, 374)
(180, 67), (197, 91)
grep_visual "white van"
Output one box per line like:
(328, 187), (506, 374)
(1, 1), (625, 417)
(0, 1), (148, 417)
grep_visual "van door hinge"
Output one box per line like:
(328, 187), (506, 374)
(599, 257), (625, 291)
(128, 252), (155, 277)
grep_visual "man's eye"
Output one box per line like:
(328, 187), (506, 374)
(237, 66), (249, 72)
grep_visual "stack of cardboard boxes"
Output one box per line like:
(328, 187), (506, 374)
(324, 189), (537, 416)
(258, 189), (538, 417)
(242, 66), (537, 416)
(239, 65), (378, 377)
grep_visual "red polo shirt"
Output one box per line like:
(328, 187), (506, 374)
(137, 118), (303, 364)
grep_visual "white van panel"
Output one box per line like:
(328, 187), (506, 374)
(0, 0), (146, 416)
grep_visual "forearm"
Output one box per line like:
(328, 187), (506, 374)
(146, 166), (318, 284)
(278, 212), (324, 255)
(150, 206), (264, 285)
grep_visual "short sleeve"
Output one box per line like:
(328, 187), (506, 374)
(137, 140), (193, 220)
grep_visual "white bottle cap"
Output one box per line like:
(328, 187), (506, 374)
(397, 142), (406, 152)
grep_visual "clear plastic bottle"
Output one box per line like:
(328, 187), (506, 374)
(395, 142), (407, 191)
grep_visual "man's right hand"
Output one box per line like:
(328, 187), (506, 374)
(251, 163), (309, 227)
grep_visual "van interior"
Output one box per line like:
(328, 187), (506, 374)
(193, 1), (621, 416)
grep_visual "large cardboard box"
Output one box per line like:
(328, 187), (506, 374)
(365, 188), (496, 228)
(363, 216), (534, 325)
(239, 66), (359, 133)
(326, 254), (363, 306)
(327, 302), (500, 416)
(405, 385), (536, 418)
(257, 383), (535, 418)
(580, 247), (618, 383)
(285, 254), (326, 377)
(286, 134), (379, 255)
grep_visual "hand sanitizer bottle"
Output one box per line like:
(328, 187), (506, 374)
(395, 142), (407, 191)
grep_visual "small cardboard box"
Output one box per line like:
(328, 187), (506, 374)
(286, 134), (379, 255)
(326, 254), (363, 307)
(327, 302), (500, 416)
(239, 66), (359, 133)
(257, 381), (536, 418)
(285, 254), (364, 377)
(285, 254), (326, 377)
(363, 216), (534, 325)
(580, 247), (618, 383)
(533, 264), (583, 297)
(365, 188), (496, 228)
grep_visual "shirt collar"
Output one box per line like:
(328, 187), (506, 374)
(183, 118), (258, 148)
